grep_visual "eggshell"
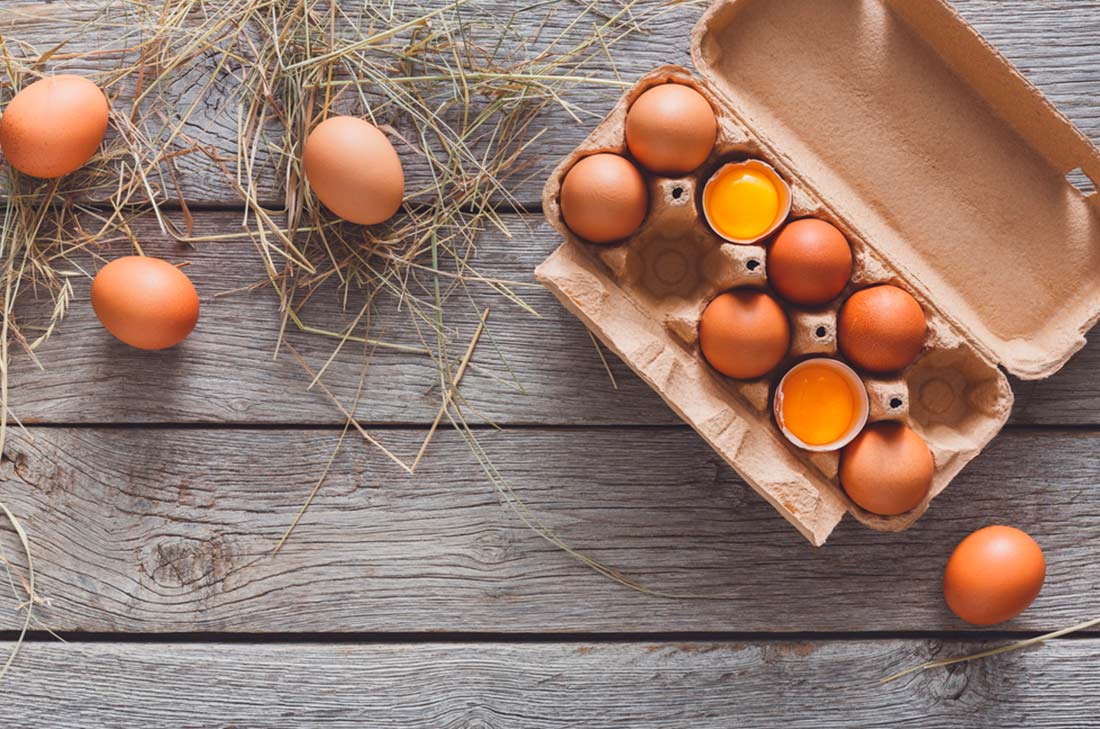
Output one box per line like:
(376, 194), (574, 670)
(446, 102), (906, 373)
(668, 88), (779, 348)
(303, 116), (404, 225)
(91, 256), (199, 350)
(625, 83), (716, 175)
(840, 422), (933, 515)
(943, 525), (1045, 626)
(699, 289), (790, 379)
(701, 159), (792, 245)
(774, 358), (868, 452)
(768, 218), (852, 306)
(0, 75), (108, 178)
(559, 154), (648, 244)
(838, 285), (926, 372)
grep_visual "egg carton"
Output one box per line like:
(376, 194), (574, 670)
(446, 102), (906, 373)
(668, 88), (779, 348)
(538, 67), (1011, 544)
(537, 0), (1100, 545)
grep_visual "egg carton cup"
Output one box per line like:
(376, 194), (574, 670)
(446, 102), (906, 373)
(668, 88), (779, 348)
(538, 0), (1100, 545)
(537, 66), (1012, 545)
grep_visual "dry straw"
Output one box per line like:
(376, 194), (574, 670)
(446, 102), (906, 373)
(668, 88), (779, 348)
(881, 616), (1100, 684)
(0, 0), (695, 669)
(168, 0), (692, 582)
(0, 1), (267, 664)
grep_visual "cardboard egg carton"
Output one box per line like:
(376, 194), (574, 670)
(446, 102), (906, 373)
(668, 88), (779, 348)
(537, 0), (1100, 545)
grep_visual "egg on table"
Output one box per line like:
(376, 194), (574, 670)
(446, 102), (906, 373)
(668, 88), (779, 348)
(0, 75), (109, 178)
(840, 421), (933, 515)
(768, 218), (852, 306)
(92, 256), (200, 350)
(699, 289), (790, 379)
(625, 83), (717, 176)
(559, 153), (648, 244)
(303, 115), (404, 225)
(943, 525), (1046, 625)
(838, 284), (926, 372)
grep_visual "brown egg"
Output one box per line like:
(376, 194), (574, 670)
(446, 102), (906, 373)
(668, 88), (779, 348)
(303, 116), (404, 225)
(0, 75), (108, 178)
(944, 526), (1045, 626)
(840, 422), (933, 515)
(91, 256), (199, 350)
(838, 285), (926, 372)
(559, 154), (647, 244)
(699, 289), (790, 379)
(768, 218), (852, 306)
(625, 83), (716, 175)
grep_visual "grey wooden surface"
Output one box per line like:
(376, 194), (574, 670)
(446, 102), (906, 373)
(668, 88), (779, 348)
(0, 0), (1097, 207)
(0, 426), (1098, 633)
(7, 211), (1100, 426)
(4, 639), (1100, 728)
(0, 1), (1099, 726)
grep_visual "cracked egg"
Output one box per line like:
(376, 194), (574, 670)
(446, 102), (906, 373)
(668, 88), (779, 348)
(702, 159), (791, 244)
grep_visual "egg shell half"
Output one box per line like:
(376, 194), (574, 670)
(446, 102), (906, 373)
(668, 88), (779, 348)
(91, 256), (200, 350)
(774, 357), (869, 452)
(701, 159), (792, 245)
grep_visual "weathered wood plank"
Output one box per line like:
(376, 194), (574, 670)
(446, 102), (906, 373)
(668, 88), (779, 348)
(0, 426), (1096, 633)
(3, 639), (1100, 727)
(0, 0), (701, 208)
(8, 211), (1100, 426)
(8, 212), (669, 426)
(0, 0), (1096, 207)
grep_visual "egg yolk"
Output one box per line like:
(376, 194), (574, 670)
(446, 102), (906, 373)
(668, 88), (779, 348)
(704, 167), (780, 240)
(779, 363), (860, 446)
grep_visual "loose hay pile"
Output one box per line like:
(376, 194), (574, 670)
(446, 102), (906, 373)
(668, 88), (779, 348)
(0, 0), (688, 671)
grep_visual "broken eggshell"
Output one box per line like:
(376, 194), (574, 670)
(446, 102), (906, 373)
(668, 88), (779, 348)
(701, 159), (792, 245)
(774, 357), (869, 452)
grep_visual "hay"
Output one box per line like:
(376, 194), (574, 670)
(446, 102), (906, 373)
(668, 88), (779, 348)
(0, 1), (700, 634)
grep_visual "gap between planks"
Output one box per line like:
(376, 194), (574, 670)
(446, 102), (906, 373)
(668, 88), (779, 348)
(2, 629), (1100, 644)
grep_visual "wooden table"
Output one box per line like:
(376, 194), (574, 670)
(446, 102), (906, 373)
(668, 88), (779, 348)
(1, 1), (1098, 725)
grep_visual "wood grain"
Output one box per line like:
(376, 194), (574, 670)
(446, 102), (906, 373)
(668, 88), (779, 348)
(0, 426), (1097, 633)
(0, 0), (701, 207)
(0, 1), (1096, 207)
(0, 0), (1094, 714)
(7, 211), (1100, 426)
(3, 639), (1100, 728)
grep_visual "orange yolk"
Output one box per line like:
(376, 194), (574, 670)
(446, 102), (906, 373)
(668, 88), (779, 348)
(779, 363), (860, 446)
(704, 166), (780, 240)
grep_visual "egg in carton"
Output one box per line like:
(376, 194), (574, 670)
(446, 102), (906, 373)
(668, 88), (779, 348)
(539, 0), (1100, 546)
(543, 0), (1100, 548)
(540, 64), (1024, 543)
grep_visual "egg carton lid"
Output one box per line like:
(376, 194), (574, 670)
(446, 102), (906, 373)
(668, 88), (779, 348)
(692, 0), (1100, 380)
